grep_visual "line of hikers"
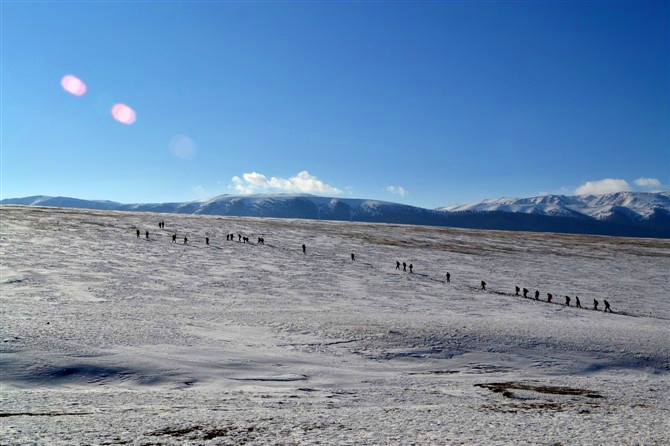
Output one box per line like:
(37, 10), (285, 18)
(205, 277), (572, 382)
(491, 284), (613, 312)
(137, 223), (614, 313)
(395, 261), (414, 273)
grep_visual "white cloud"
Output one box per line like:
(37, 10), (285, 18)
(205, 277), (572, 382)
(634, 177), (661, 188)
(230, 171), (341, 195)
(575, 178), (631, 196)
(386, 185), (407, 197)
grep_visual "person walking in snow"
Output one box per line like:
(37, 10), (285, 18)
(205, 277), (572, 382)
(302, 244), (306, 254)
(403, 262), (407, 272)
(351, 253), (355, 262)
(183, 236), (188, 245)
(593, 299), (599, 311)
(575, 296), (582, 308)
(534, 290), (540, 300)
(547, 293), (553, 303)
(515, 286), (520, 296)
(480, 281), (486, 291)
(136, 229), (140, 238)
(446, 272), (451, 283)
(145, 230), (149, 239)
(409, 264), (413, 273)
(396, 261), (400, 270)
(523, 288), (529, 298)
(603, 299), (612, 313)
(206, 237), (209, 245)
(238, 234), (242, 242)
(172, 233), (177, 243)
(565, 296), (571, 306)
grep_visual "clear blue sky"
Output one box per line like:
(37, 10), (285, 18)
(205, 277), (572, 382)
(2, 1), (668, 208)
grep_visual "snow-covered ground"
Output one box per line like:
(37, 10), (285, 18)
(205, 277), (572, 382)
(1, 205), (668, 445)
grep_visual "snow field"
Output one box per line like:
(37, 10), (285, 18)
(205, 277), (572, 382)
(1, 205), (668, 444)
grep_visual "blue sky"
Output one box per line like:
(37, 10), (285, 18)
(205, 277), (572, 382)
(2, 1), (668, 208)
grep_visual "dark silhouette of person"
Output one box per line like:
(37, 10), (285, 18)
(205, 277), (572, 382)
(145, 231), (149, 239)
(534, 290), (540, 300)
(136, 229), (140, 238)
(515, 286), (520, 296)
(206, 237), (209, 245)
(172, 233), (177, 243)
(302, 244), (306, 254)
(403, 262), (407, 272)
(183, 236), (188, 245)
(351, 253), (355, 262)
(446, 272), (451, 283)
(575, 296), (582, 308)
(238, 234), (242, 242)
(409, 264), (413, 273)
(604, 299), (612, 312)
(480, 281), (486, 290)
(547, 293), (553, 303)
(523, 288), (529, 298)
(396, 261), (400, 270)
(565, 296), (571, 306)
(593, 299), (599, 310)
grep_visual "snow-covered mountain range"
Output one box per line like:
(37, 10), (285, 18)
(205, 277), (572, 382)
(2, 191), (669, 238)
(442, 191), (670, 221)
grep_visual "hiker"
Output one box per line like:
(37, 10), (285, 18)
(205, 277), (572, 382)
(351, 253), (355, 262)
(604, 299), (612, 313)
(206, 237), (209, 245)
(302, 244), (306, 254)
(547, 293), (553, 303)
(238, 234), (242, 242)
(480, 281), (486, 290)
(446, 272), (451, 283)
(593, 299), (599, 310)
(396, 261), (400, 270)
(575, 296), (582, 308)
(565, 296), (571, 306)
(145, 230), (149, 239)
(183, 236), (188, 245)
(403, 262), (407, 272)
(534, 290), (540, 300)
(172, 233), (177, 243)
(523, 288), (529, 298)
(136, 229), (140, 238)
(409, 264), (413, 273)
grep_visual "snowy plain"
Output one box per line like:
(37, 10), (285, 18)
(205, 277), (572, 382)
(1, 205), (668, 445)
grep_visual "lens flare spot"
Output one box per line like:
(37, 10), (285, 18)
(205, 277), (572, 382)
(111, 103), (136, 125)
(169, 134), (197, 159)
(61, 75), (87, 96)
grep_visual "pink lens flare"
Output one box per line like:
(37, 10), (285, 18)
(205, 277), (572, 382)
(61, 75), (87, 96)
(111, 103), (136, 125)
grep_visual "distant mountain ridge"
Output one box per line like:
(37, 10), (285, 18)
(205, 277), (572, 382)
(2, 192), (669, 238)
(441, 191), (670, 224)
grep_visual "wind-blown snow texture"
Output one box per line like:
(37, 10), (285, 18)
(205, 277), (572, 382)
(3, 191), (670, 238)
(1, 205), (668, 444)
